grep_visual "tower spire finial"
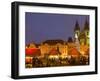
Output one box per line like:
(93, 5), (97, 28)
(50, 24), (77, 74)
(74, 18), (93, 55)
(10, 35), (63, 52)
(74, 20), (80, 31)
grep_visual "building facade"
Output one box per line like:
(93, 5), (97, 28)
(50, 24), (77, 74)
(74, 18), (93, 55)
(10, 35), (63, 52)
(40, 40), (68, 57)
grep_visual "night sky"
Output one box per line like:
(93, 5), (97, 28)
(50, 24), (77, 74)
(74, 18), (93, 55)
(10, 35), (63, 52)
(25, 12), (89, 44)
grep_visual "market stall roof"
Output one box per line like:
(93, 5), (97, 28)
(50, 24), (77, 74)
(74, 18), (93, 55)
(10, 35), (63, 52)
(69, 47), (80, 57)
(49, 48), (60, 55)
(26, 48), (41, 56)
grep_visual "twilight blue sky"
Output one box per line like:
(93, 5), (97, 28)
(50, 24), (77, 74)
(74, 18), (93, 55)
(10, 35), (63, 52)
(25, 12), (89, 44)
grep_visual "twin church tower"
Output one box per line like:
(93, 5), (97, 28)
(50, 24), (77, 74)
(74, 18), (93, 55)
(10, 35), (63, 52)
(74, 20), (89, 47)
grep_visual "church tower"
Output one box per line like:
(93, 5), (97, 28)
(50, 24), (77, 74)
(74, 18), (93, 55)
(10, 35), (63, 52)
(84, 20), (89, 45)
(74, 21), (80, 39)
(74, 21), (80, 51)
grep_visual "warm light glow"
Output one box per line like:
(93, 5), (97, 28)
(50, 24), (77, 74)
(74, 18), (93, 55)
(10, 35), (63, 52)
(49, 55), (59, 59)
(80, 51), (85, 55)
(60, 55), (68, 58)
(25, 57), (33, 63)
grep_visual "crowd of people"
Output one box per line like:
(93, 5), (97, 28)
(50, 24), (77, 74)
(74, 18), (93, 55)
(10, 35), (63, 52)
(25, 55), (89, 68)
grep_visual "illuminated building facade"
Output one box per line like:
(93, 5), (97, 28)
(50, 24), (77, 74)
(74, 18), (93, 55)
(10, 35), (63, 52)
(40, 40), (68, 57)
